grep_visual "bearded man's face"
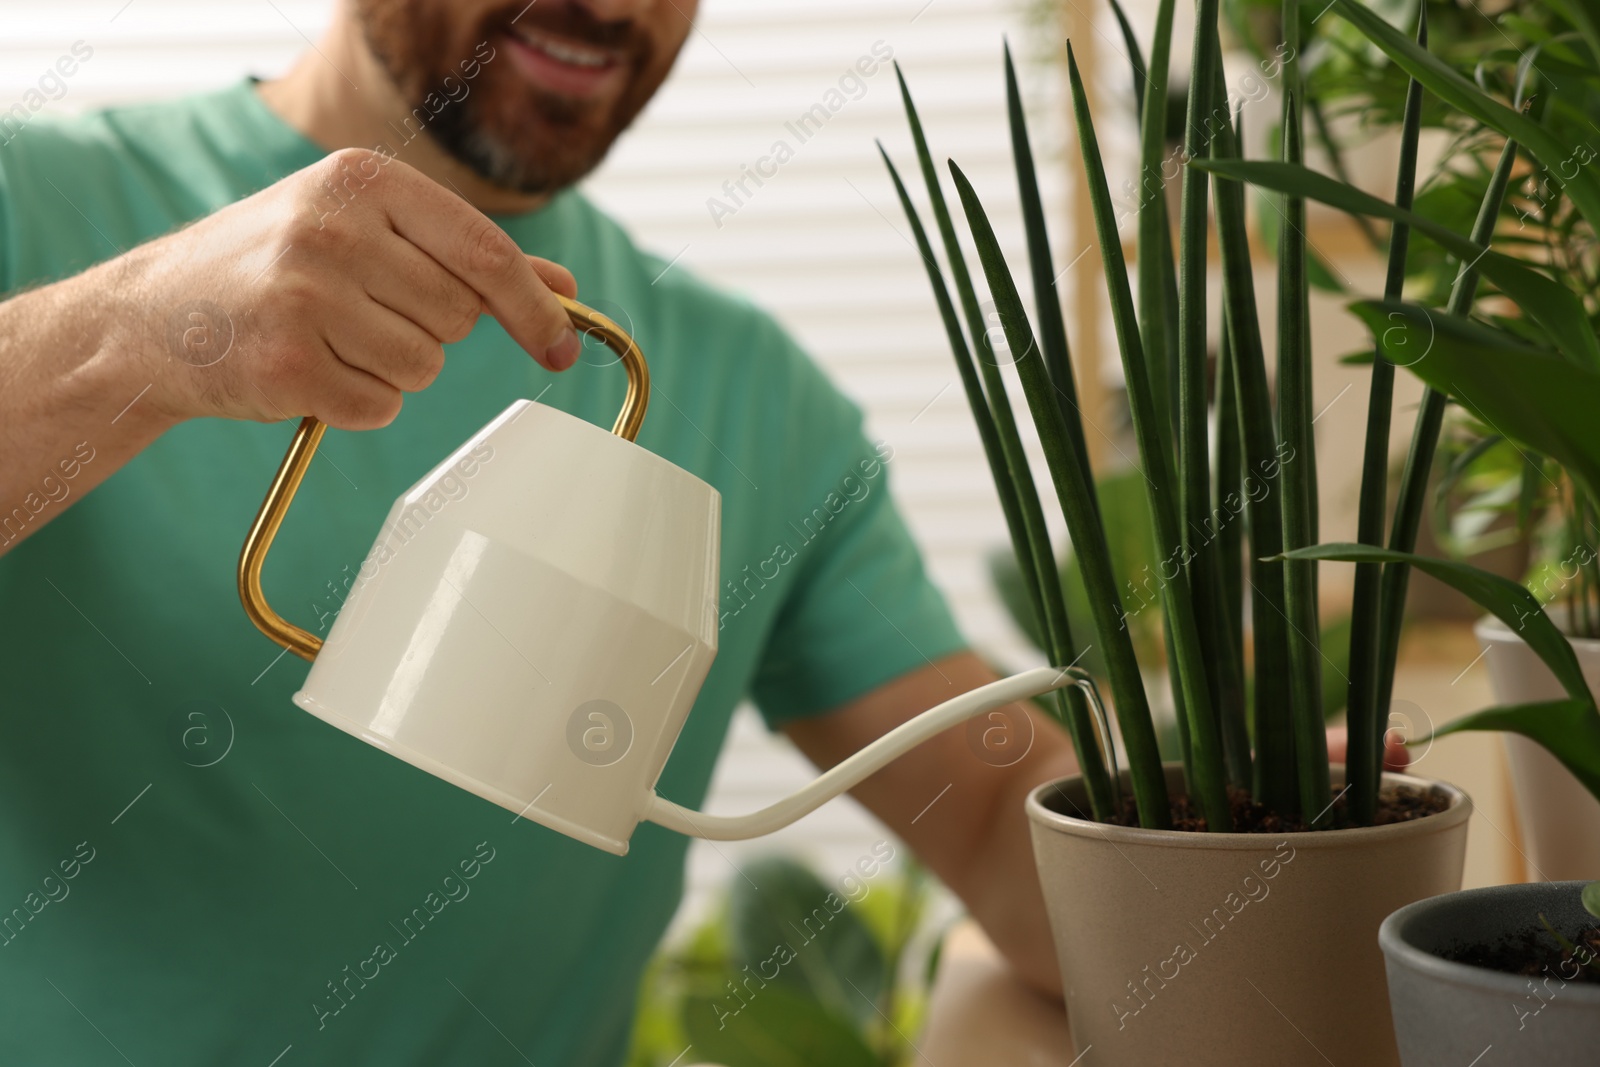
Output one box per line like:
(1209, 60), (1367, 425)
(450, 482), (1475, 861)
(353, 0), (695, 193)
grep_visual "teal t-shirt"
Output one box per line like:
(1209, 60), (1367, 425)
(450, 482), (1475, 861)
(0, 82), (965, 1066)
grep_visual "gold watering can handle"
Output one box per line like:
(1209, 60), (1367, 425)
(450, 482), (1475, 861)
(238, 294), (650, 662)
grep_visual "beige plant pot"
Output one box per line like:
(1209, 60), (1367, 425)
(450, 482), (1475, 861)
(1027, 764), (1471, 1067)
(1475, 615), (1600, 881)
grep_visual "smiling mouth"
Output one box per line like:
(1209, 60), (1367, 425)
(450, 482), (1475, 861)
(502, 23), (625, 97)
(512, 25), (612, 67)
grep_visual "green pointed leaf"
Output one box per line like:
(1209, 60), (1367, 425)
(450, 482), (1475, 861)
(1210, 86), (1294, 812)
(1583, 881), (1600, 920)
(1369, 135), (1521, 832)
(1065, 41), (1230, 829)
(886, 70), (1115, 813)
(1136, 0), (1180, 450)
(1198, 158), (1600, 373)
(1349, 301), (1600, 507)
(1105, 0), (1147, 118)
(1005, 43), (1095, 500)
(878, 141), (1045, 636)
(1276, 91), (1333, 824)
(1346, 14), (1426, 826)
(950, 158), (1171, 827)
(1280, 543), (1593, 704)
(1429, 699), (1600, 808)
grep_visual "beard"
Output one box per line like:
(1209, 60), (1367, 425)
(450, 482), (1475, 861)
(353, 0), (682, 194)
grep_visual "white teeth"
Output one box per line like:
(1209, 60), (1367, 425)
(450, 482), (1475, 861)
(514, 29), (609, 68)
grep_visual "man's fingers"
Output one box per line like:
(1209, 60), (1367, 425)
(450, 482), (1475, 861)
(1325, 725), (1348, 765)
(528, 256), (577, 299)
(275, 335), (403, 431)
(1383, 732), (1412, 772)
(365, 235), (484, 345)
(1323, 724), (1411, 773)
(327, 302), (447, 394)
(379, 175), (577, 370)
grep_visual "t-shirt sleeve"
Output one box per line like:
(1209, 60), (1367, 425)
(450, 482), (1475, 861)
(748, 337), (968, 729)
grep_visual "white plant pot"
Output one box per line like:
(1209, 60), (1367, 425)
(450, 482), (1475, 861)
(1474, 615), (1600, 881)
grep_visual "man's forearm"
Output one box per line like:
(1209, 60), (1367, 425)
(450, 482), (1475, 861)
(0, 256), (174, 555)
(783, 652), (1078, 998)
(959, 721), (1077, 997)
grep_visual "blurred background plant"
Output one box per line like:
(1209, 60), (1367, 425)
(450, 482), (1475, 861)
(626, 854), (939, 1067)
(1437, 417), (1600, 639)
(1223, 0), (1600, 637)
(1222, 0), (1549, 298)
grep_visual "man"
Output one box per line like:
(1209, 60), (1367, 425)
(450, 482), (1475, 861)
(0, 2), (1389, 1063)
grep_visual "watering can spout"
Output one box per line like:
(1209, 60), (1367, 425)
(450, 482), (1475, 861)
(641, 665), (1103, 841)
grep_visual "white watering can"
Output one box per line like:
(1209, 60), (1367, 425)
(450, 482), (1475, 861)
(240, 297), (1106, 855)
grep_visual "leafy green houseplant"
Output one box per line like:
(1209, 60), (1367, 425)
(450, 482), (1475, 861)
(877, 0), (1600, 1060)
(1348, 0), (1600, 887)
(1217, 0), (1600, 803)
(1199, 4), (1600, 1056)
(1200, 0), (1600, 818)
(626, 853), (933, 1067)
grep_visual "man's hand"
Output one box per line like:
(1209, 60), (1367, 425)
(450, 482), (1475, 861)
(0, 149), (580, 553)
(126, 148), (580, 430)
(784, 653), (1416, 999)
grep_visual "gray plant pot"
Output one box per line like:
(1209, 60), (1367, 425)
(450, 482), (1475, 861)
(1381, 881), (1600, 1066)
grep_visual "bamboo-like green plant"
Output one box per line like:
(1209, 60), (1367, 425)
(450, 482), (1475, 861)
(882, 0), (1600, 831)
(1204, 0), (1600, 808)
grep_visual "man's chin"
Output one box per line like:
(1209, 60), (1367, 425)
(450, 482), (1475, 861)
(440, 119), (614, 197)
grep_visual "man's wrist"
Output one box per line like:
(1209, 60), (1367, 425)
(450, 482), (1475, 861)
(74, 248), (189, 435)
(13, 260), (182, 441)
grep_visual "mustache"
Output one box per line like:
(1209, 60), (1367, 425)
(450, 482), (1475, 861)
(491, 0), (648, 54)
